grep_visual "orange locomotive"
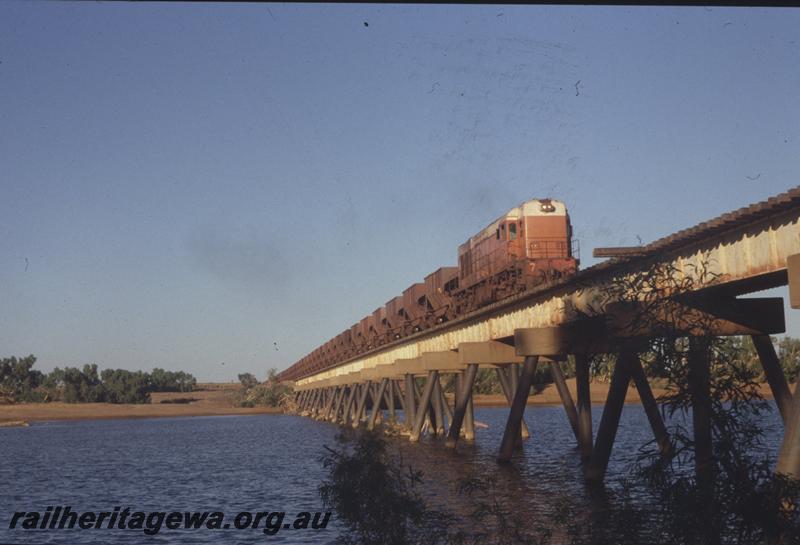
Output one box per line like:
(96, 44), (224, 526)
(454, 197), (577, 314)
(280, 198), (578, 381)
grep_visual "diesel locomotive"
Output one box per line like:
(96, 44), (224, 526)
(279, 198), (578, 381)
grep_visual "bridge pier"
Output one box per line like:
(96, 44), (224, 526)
(752, 334), (793, 422)
(628, 356), (671, 456)
(431, 377), (445, 436)
(308, 387), (320, 418)
(586, 348), (633, 483)
(385, 379), (394, 422)
(395, 379), (406, 412)
(322, 386), (337, 420)
(688, 338), (714, 493)
(300, 390), (311, 414)
(550, 359), (580, 443)
(441, 376), (455, 429)
(353, 380), (372, 428)
(315, 388), (326, 418)
(583, 346), (672, 483)
(330, 384), (345, 422)
(313, 387), (323, 418)
(777, 377), (800, 478)
(495, 366), (527, 445)
(404, 374), (415, 431)
(777, 253), (800, 477)
(575, 354), (593, 461)
(302, 389), (316, 416)
(498, 356), (538, 463)
(368, 378), (389, 431)
(463, 378), (475, 440)
(446, 363), (478, 448)
(410, 370), (439, 442)
(342, 382), (357, 426)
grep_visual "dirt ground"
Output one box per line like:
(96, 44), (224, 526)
(0, 383), (280, 425)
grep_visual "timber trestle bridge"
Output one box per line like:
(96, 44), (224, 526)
(284, 188), (800, 483)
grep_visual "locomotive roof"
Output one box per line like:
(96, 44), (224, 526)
(459, 198), (568, 250)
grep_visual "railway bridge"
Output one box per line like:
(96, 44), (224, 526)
(282, 187), (800, 483)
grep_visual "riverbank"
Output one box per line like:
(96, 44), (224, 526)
(0, 380), (781, 426)
(471, 377), (668, 407)
(0, 384), (281, 425)
(471, 378), (781, 407)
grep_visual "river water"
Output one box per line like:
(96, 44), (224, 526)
(0, 403), (785, 544)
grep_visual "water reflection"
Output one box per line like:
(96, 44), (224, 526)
(0, 402), (784, 544)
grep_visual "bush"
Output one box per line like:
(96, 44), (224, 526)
(238, 369), (292, 408)
(320, 430), (457, 545)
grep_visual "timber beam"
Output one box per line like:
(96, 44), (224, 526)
(514, 297), (785, 358)
(457, 341), (523, 365)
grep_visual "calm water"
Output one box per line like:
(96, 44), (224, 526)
(0, 403), (785, 544)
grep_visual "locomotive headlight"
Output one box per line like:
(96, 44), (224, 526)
(539, 201), (556, 213)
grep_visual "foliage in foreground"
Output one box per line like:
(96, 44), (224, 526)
(319, 430), (459, 545)
(321, 426), (799, 545)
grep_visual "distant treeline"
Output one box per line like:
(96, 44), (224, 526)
(0, 356), (197, 404)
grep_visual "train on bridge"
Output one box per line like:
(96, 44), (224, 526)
(279, 198), (579, 382)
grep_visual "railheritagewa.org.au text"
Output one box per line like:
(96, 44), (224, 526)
(8, 506), (331, 535)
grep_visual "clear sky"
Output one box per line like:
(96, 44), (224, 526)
(1, 4), (798, 382)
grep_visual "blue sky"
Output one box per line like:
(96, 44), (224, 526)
(1, 4), (798, 381)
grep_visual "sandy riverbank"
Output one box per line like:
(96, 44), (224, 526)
(470, 378), (665, 407)
(470, 378), (781, 406)
(0, 380), (780, 426)
(0, 384), (281, 425)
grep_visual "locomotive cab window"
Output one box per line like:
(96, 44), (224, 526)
(509, 223), (517, 240)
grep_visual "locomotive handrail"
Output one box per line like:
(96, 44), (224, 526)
(528, 239), (570, 259)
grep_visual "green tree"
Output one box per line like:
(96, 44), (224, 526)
(0, 355), (43, 402)
(150, 368), (196, 392)
(56, 364), (106, 403)
(100, 369), (151, 404)
(238, 372), (259, 389)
